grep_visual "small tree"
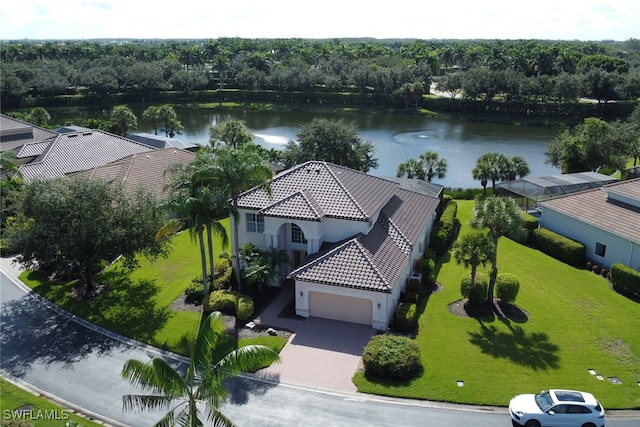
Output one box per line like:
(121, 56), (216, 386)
(495, 273), (520, 304)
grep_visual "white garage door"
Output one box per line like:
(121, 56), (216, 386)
(309, 291), (372, 325)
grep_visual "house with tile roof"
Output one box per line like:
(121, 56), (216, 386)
(0, 114), (59, 157)
(538, 178), (640, 271)
(235, 161), (441, 330)
(17, 129), (157, 183)
(73, 148), (196, 199)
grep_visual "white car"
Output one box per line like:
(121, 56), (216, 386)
(509, 389), (605, 427)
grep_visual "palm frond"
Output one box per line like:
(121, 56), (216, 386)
(213, 345), (280, 383)
(121, 357), (187, 397)
(192, 312), (227, 373)
(155, 218), (184, 241)
(205, 405), (237, 427)
(122, 394), (174, 413)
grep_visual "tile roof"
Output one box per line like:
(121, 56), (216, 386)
(0, 114), (59, 152)
(18, 130), (156, 182)
(75, 148), (196, 199)
(539, 178), (640, 244)
(238, 161), (399, 221)
(260, 189), (326, 221)
(289, 186), (440, 293)
(127, 133), (198, 151)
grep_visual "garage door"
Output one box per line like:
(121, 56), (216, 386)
(308, 292), (372, 325)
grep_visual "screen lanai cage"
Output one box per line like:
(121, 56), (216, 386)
(496, 171), (618, 212)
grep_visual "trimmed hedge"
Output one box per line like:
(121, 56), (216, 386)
(460, 273), (489, 305)
(203, 290), (254, 321)
(394, 302), (419, 332)
(507, 212), (539, 244)
(362, 334), (422, 381)
(610, 263), (640, 299)
(531, 228), (585, 266)
(496, 273), (520, 304)
(431, 200), (458, 255)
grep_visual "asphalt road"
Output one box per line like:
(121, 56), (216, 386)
(1, 267), (638, 427)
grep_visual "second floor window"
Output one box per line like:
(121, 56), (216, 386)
(246, 213), (264, 233)
(291, 223), (307, 244)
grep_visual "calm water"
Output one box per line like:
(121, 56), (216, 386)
(49, 107), (562, 189)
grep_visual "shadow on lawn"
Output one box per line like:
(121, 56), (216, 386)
(469, 319), (560, 371)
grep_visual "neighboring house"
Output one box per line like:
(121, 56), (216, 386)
(73, 148), (196, 199)
(0, 114), (58, 157)
(16, 129), (157, 183)
(539, 178), (640, 271)
(127, 132), (199, 152)
(234, 161), (441, 330)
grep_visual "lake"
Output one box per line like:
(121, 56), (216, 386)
(49, 107), (563, 189)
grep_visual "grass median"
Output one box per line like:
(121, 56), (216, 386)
(18, 218), (287, 357)
(354, 200), (640, 409)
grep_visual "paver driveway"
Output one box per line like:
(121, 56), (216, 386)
(252, 284), (375, 392)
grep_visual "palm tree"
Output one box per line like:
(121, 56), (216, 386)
(110, 105), (137, 136)
(505, 156), (530, 181)
(470, 196), (522, 304)
(209, 120), (254, 149)
(163, 150), (229, 298)
(122, 311), (280, 427)
(142, 106), (160, 135)
(244, 247), (291, 292)
(420, 151), (447, 183)
(472, 152), (509, 195)
(396, 158), (425, 180)
(452, 231), (494, 288)
(212, 144), (273, 290)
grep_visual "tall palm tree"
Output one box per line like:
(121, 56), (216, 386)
(470, 196), (522, 304)
(122, 311), (280, 427)
(420, 151), (447, 183)
(505, 156), (530, 181)
(212, 144), (273, 290)
(163, 150), (229, 298)
(452, 231), (494, 288)
(396, 158), (425, 180)
(472, 152), (509, 195)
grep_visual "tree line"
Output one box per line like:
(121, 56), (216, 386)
(2, 38), (640, 111)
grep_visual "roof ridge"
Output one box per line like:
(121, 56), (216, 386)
(380, 211), (412, 254)
(323, 162), (369, 218)
(259, 189), (325, 220)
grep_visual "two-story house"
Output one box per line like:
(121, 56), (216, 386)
(233, 161), (441, 330)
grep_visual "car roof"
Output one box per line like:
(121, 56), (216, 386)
(549, 390), (597, 406)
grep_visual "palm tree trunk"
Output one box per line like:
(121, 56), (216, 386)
(231, 197), (242, 292)
(197, 226), (209, 300)
(205, 222), (215, 289)
(486, 240), (498, 304)
(84, 263), (93, 296)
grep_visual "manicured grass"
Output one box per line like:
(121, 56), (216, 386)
(0, 377), (104, 427)
(19, 219), (287, 357)
(354, 200), (640, 409)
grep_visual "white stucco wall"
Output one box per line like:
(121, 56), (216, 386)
(540, 208), (640, 270)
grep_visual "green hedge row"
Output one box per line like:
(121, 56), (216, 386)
(203, 290), (254, 321)
(430, 200), (458, 255)
(394, 302), (419, 332)
(610, 263), (640, 299)
(506, 212), (539, 244)
(531, 228), (585, 266)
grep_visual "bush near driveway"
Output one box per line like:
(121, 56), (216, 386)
(354, 199), (640, 410)
(362, 334), (421, 381)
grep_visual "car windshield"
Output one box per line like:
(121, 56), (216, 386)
(535, 391), (554, 412)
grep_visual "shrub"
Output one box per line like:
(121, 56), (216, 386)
(431, 200), (458, 255)
(404, 291), (419, 304)
(203, 290), (254, 320)
(507, 211), (539, 244)
(495, 273), (520, 304)
(460, 273), (489, 305)
(610, 263), (640, 299)
(184, 281), (204, 304)
(394, 302), (419, 332)
(600, 268), (609, 278)
(586, 261), (593, 270)
(592, 264), (601, 274)
(361, 334), (422, 381)
(531, 228), (585, 266)
(212, 265), (232, 289)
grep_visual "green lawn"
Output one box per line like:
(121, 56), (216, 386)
(0, 377), (104, 427)
(19, 219), (287, 357)
(354, 200), (640, 410)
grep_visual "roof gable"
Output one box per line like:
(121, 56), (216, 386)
(237, 161), (399, 221)
(260, 189), (326, 221)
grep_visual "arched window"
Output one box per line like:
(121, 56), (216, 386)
(291, 224), (307, 244)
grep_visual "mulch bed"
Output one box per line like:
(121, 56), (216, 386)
(448, 298), (529, 322)
(170, 292), (293, 340)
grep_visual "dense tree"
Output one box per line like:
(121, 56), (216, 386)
(157, 105), (183, 138)
(4, 177), (167, 295)
(504, 156), (530, 181)
(0, 151), (24, 229)
(470, 196), (522, 304)
(282, 118), (378, 172)
(472, 152), (509, 195)
(122, 311), (279, 427)
(545, 117), (631, 173)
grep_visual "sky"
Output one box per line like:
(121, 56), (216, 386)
(1, 0), (638, 42)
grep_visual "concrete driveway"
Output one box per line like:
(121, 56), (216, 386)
(252, 284), (375, 392)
